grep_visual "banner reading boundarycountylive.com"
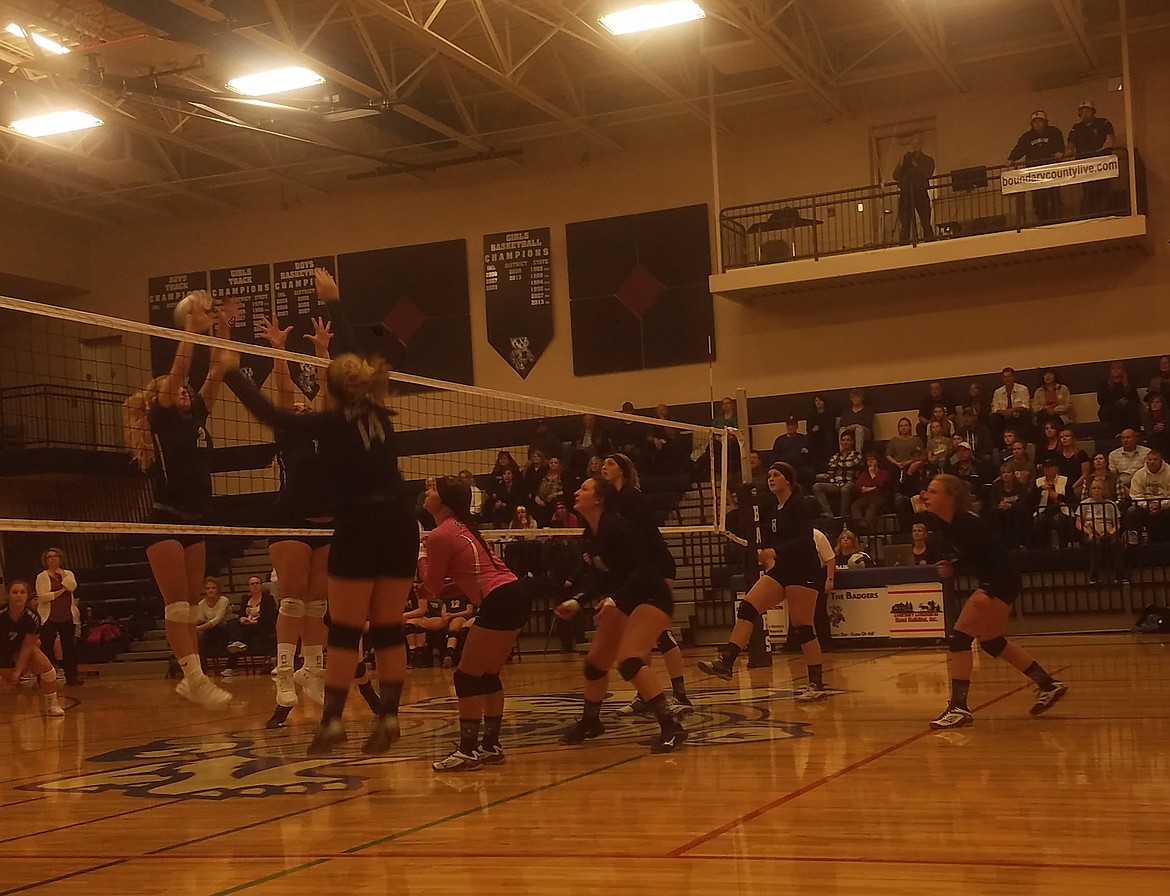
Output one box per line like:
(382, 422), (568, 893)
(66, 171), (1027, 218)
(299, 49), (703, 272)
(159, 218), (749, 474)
(1000, 154), (1120, 194)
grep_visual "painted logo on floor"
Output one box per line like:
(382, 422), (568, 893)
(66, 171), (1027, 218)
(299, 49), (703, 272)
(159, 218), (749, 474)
(20, 688), (819, 800)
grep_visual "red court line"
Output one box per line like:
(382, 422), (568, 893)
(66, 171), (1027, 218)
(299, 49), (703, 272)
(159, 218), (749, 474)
(669, 667), (1067, 858)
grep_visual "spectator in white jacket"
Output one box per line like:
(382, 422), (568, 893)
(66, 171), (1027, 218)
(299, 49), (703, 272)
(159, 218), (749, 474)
(35, 547), (82, 686)
(1125, 449), (1170, 542)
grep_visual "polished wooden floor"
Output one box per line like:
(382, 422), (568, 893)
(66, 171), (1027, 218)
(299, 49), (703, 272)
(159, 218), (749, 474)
(2, 634), (1167, 895)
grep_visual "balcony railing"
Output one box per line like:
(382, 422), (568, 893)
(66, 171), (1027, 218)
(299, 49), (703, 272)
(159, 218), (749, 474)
(719, 148), (1142, 271)
(0, 384), (128, 452)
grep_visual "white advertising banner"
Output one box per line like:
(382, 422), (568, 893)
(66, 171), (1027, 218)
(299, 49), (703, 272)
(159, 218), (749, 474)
(1000, 155), (1119, 194)
(827, 583), (945, 640)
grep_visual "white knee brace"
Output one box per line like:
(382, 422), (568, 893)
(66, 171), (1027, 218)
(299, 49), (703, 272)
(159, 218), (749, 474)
(40, 669), (58, 684)
(164, 602), (196, 624)
(305, 600), (327, 619)
(279, 598), (306, 618)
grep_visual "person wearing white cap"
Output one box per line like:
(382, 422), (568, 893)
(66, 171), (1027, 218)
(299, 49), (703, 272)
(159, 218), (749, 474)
(1007, 110), (1066, 222)
(1066, 100), (1116, 215)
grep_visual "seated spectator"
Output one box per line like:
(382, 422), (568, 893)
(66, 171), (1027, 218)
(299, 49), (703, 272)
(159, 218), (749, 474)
(838, 389), (875, 448)
(403, 586), (429, 668)
(1143, 392), (1170, 457)
(1081, 452), (1119, 502)
(522, 449), (550, 498)
(851, 454), (893, 533)
(1055, 428), (1091, 495)
(646, 404), (690, 475)
(457, 469), (488, 519)
(1148, 355), (1170, 398)
(748, 450), (767, 488)
(488, 467), (526, 527)
(1035, 421), (1061, 469)
(834, 529), (874, 568)
(998, 427), (1033, 467)
(895, 448), (937, 522)
(987, 464), (1032, 549)
(813, 430), (862, 518)
(439, 592), (476, 668)
(991, 367), (1032, 442)
(772, 416), (811, 476)
(570, 413), (610, 475)
(1097, 361), (1142, 435)
(547, 496), (579, 528)
(1076, 479), (1126, 584)
(925, 421), (952, 466)
(806, 395), (838, 470)
(1031, 369), (1073, 428)
(585, 454), (604, 479)
(927, 404), (955, 441)
(194, 578), (239, 675)
(953, 407), (993, 464)
(917, 381), (957, 441)
(722, 490), (748, 569)
(1004, 438), (1036, 481)
(510, 505), (537, 530)
(948, 441), (993, 504)
(1125, 449), (1170, 542)
(528, 417), (562, 463)
(910, 521), (940, 566)
(1108, 428), (1149, 498)
(532, 455), (569, 525)
(614, 401), (645, 459)
(966, 381), (991, 426)
(713, 395), (737, 431)
(491, 450), (521, 482)
(233, 575), (277, 663)
(1032, 457), (1075, 548)
(412, 588), (451, 667)
(885, 417), (922, 472)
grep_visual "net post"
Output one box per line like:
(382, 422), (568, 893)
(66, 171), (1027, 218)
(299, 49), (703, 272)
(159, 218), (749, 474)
(741, 478), (770, 666)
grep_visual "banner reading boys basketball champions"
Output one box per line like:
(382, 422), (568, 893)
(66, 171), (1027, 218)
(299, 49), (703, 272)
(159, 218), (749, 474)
(484, 228), (552, 379)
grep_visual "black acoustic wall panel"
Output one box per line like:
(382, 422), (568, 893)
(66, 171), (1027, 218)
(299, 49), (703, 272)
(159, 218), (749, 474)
(336, 240), (473, 385)
(567, 204), (714, 376)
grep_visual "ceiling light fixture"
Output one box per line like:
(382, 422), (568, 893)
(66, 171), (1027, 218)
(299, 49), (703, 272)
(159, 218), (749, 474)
(10, 110), (103, 137)
(4, 23), (69, 54)
(227, 66), (326, 97)
(599, 1), (705, 36)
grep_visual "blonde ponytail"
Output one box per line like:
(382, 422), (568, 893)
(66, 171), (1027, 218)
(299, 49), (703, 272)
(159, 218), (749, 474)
(123, 377), (163, 470)
(326, 353), (394, 448)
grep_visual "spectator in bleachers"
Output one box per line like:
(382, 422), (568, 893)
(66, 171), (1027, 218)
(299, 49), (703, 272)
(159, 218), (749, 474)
(722, 490), (748, 570)
(1055, 429), (1091, 495)
(772, 417), (811, 476)
(585, 454), (604, 479)
(838, 389), (875, 449)
(966, 381), (991, 426)
(1036, 421), (1061, 469)
(987, 464), (1031, 549)
(233, 575), (277, 664)
(747, 450), (767, 488)
(548, 496), (579, 528)
(926, 404), (955, 439)
(488, 467), (525, 527)
(1065, 100), (1115, 215)
(1032, 369), (1074, 428)
(948, 441), (993, 503)
(1142, 392), (1170, 457)
(910, 521), (940, 566)
(991, 367), (1032, 443)
(1033, 457), (1075, 548)
(570, 414), (610, 476)
(813, 430), (862, 519)
(894, 132), (935, 244)
(1147, 355), (1170, 398)
(925, 421), (952, 467)
(528, 418), (562, 463)
(533, 455), (569, 525)
(1125, 449), (1170, 542)
(615, 401), (644, 459)
(646, 404), (689, 475)
(1005, 439), (1037, 484)
(194, 577), (237, 674)
(491, 450), (521, 483)
(713, 396), (737, 432)
(895, 448), (935, 522)
(917, 381), (956, 441)
(1076, 479), (1126, 584)
(509, 505), (537, 531)
(1097, 361), (1142, 436)
(458, 470), (488, 519)
(1081, 452), (1119, 502)
(1109, 428), (1149, 497)
(851, 454), (893, 533)
(35, 548), (81, 687)
(807, 395), (838, 470)
(885, 417), (921, 472)
(1007, 111), (1066, 221)
(834, 529), (874, 568)
(954, 407), (993, 464)
(522, 449), (550, 499)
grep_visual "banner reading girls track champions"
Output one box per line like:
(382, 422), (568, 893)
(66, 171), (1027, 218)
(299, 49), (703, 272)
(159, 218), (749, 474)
(210, 264), (273, 388)
(484, 228), (552, 379)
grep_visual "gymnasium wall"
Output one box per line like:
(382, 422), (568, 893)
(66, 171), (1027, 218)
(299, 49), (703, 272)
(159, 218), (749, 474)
(26, 36), (1170, 420)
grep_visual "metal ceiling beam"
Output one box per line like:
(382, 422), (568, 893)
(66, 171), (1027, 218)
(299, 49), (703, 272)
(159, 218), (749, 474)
(1049, 0), (1099, 69)
(880, 0), (966, 91)
(350, 0), (620, 150)
(703, 0), (846, 114)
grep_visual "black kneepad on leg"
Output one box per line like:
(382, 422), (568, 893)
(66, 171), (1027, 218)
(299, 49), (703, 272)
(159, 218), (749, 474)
(736, 600), (761, 625)
(583, 660), (607, 681)
(947, 630), (975, 653)
(480, 672), (502, 694)
(616, 657), (646, 682)
(327, 623), (364, 651)
(792, 624), (817, 646)
(367, 623), (405, 649)
(980, 636), (1007, 657)
(453, 668), (480, 697)
(656, 629), (679, 654)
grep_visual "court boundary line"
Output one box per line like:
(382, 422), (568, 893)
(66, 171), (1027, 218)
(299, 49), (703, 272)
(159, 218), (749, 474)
(669, 666), (1068, 857)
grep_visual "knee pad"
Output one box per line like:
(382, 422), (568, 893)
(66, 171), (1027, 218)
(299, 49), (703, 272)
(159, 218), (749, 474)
(164, 602), (194, 624)
(583, 660), (607, 681)
(792, 624), (817, 646)
(656, 629), (679, 654)
(367, 623), (406, 649)
(736, 600), (761, 625)
(40, 669), (58, 685)
(980, 636), (1008, 657)
(304, 600), (328, 619)
(278, 598), (306, 619)
(327, 623), (364, 652)
(453, 668), (479, 697)
(404, 622), (422, 635)
(616, 657), (646, 682)
(947, 630), (975, 653)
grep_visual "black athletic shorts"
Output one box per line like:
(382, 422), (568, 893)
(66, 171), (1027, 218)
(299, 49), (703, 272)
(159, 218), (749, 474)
(327, 499), (419, 580)
(475, 579), (533, 631)
(144, 506), (205, 549)
(981, 570), (1021, 606)
(612, 578), (674, 619)
(267, 515), (333, 551)
(763, 547), (821, 589)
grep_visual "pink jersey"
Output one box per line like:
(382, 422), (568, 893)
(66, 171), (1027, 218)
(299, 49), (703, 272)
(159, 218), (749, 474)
(421, 517), (516, 606)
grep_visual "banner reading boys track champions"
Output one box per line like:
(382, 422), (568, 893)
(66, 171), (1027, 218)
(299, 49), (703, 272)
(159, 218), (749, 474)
(1001, 154), (1120, 194)
(484, 228), (552, 379)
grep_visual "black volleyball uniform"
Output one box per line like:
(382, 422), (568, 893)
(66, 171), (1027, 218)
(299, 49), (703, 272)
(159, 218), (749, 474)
(146, 393), (212, 547)
(922, 510), (1021, 604)
(1, 606), (41, 664)
(761, 492), (820, 588)
(269, 427), (334, 550)
(616, 484), (677, 580)
(444, 593), (474, 618)
(581, 509), (672, 617)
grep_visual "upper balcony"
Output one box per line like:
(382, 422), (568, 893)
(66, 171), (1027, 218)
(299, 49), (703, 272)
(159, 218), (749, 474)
(711, 149), (1148, 300)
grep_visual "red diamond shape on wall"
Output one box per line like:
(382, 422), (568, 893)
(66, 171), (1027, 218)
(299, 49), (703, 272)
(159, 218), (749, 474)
(615, 264), (664, 319)
(383, 295), (426, 346)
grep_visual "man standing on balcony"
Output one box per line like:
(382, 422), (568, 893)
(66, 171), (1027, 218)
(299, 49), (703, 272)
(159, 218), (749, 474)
(894, 132), (935, 244)
(1066, 100), (1116, 216)
(1007, 111), (1066, 222)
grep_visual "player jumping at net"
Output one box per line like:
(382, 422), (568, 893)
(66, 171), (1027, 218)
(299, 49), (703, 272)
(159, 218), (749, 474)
(699, 462), (831, 702)
(599, 453), (693, 716)
(558, 476), (687, 753)
(258, 312), (336, 729)
(123, 294), (237, 710)
(921, 474), (1067, 729)
(223, 269), (418, 756)
(422, 477), (533, 772)
(2, 580), (66, 717)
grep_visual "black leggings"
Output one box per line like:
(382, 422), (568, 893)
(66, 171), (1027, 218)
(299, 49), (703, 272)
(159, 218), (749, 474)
(40, 620), (78, 682)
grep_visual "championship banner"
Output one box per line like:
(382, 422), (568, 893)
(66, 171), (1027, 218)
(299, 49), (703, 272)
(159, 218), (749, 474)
(484, 228), (552, 379)
(210, 264), (273, 388)
(148, 270), (209, 381)
(1000, 155), (1119, 194)
(273, 257), (336, 400)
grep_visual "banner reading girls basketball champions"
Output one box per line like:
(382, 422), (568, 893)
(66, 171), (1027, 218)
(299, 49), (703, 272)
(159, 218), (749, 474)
(484, 228), (552, 379)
